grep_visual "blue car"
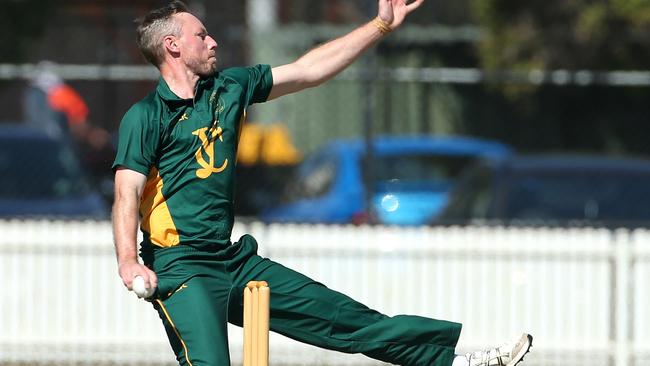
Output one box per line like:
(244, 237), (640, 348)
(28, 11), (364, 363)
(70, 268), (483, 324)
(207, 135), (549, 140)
(0, 124), (108, 219)
(261, 135), (511, 225)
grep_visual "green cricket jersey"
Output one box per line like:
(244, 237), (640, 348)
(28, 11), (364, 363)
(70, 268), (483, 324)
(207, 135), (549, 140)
(112, 65), (273, 249)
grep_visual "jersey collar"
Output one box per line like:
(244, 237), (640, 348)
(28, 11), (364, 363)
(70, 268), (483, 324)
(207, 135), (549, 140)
(156, 76), (216, 105)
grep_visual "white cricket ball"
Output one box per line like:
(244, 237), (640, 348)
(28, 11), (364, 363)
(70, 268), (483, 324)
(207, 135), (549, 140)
(132, 275), (155, 298)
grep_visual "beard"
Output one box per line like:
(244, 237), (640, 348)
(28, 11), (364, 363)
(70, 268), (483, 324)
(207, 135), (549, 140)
(188, 55), (218, 77)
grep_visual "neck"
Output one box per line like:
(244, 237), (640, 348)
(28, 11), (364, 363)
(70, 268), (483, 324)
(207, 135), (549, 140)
(159, 62), (200, 99)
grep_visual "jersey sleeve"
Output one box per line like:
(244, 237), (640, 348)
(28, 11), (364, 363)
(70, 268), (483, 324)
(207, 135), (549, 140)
(221, 64), (274, 106)
(112, 103), (160, 175)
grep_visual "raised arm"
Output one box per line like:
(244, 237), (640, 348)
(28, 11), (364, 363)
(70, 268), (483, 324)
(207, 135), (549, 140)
(268, 0), (424, 100)
(112, 167), (157, 292)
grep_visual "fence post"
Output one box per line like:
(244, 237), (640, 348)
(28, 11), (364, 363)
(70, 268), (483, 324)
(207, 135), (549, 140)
(614, 229), (632, 366)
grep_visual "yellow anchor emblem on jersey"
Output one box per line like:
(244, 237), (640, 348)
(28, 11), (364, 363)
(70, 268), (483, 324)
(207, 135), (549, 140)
(192, 126), (228, 179)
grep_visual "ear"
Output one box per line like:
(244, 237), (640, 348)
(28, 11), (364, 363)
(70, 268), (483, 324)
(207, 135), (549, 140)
(163, 35), (180, 54)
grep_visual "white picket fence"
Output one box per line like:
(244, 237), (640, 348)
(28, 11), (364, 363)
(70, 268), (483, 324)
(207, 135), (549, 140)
(0, 220), (648, 366)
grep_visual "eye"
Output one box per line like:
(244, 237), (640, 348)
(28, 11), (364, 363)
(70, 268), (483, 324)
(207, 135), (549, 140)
(197, 30), (208, 40)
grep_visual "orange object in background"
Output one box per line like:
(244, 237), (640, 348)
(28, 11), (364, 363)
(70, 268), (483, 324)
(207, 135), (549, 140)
(237, 123), (301, 166)
(47, 84), (89, 126)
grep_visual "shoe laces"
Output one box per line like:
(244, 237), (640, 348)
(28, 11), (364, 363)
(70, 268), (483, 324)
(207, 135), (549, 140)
(466, 343), (511, 366)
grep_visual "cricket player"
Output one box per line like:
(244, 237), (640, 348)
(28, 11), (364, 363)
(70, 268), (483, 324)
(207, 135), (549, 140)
(112, 1), (533, 365)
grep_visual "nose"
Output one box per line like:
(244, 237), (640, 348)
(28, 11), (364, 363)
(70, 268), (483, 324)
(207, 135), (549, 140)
(207, 35), (218, 50)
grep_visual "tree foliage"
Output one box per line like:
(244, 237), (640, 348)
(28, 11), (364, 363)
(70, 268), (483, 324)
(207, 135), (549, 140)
(472, 0), (650, 70)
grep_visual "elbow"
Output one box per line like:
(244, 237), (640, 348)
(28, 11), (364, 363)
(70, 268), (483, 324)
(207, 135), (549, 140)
(301, 78), (322, 89)
(301, 70), (335, 89)
(113, 184), (142, 214)
(292, 61), (331, 88)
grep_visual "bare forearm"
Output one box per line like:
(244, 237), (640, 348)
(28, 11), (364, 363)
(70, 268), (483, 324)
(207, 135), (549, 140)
(270, 0), (424, 100)
(294, 20), (385, 86)
(111, 168), (156, 290)
(112, 195), (140, 266)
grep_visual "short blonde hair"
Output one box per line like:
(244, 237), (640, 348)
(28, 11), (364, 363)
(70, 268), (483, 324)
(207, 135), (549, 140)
(136, 1), (189, 67)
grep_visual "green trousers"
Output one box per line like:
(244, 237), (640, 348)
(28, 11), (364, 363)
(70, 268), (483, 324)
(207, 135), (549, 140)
(143, 234), (461, 366)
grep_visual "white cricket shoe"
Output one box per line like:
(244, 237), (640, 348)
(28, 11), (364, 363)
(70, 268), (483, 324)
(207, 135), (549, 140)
(465, 333), (533, 366)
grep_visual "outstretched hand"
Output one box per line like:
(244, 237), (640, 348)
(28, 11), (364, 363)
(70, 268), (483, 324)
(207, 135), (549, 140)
(377, 0), (425, 29)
